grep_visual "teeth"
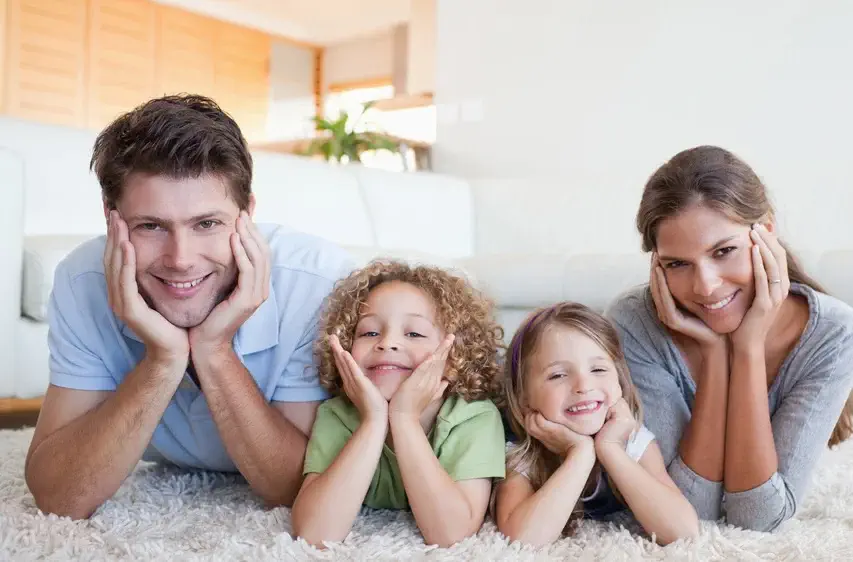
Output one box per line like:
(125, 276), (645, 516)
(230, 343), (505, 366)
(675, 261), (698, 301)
(703, 293), (735, 310)
(165, 277), (204, 289)
(568, 402), (599, 413)
(374, 365), (407, 370)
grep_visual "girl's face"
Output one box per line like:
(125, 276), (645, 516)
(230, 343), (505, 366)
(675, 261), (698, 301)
(524, 324), (623, 436)
(656, 204), (759, 334)
(350, 281), (445, 400)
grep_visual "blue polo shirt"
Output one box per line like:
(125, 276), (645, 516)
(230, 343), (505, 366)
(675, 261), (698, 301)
(46, 223), (355, 472)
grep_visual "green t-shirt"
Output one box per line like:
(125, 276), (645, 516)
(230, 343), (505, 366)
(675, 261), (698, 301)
(303, 395), (507, 510)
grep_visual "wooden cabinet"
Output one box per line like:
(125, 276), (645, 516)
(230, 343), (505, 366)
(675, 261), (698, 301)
(155, 5), (217, 99)
(5, 0), (87, 127)
(214, 22), (270, 142)
(87, 0), (156, 130)
(1, 0), (274, 140)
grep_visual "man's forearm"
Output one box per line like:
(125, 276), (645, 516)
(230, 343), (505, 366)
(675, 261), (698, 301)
(193, 346), (308, 506)
(26, 355), (185, 519)
(679, 342), (729, 481)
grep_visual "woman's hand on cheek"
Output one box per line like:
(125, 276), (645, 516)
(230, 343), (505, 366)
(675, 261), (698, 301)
(650, 252), (725, 351)
(389, 335), (454, 422)
(525, 411), (594, 458)
(594, 398), (637, 450)
(731, 224), (789, 351)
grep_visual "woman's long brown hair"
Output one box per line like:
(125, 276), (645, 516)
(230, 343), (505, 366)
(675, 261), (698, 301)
(636, 145), (851, 447)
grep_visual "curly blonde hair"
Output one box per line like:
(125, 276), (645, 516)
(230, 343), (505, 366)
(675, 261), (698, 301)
(315, 259), (505, 403)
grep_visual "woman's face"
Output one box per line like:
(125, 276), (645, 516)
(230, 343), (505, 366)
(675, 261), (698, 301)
(655, 204), (764, 334)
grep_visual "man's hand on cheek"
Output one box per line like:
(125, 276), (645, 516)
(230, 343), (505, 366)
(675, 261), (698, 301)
(104, 210), (189, 367)
(189, 211), (271, 355)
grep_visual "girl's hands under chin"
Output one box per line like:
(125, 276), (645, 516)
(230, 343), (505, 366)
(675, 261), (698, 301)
(525, 411), (594, 458)
(594, 398), (637, 450)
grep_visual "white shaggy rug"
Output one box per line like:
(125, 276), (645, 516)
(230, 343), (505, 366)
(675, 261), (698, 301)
(2, 428), (853, 561)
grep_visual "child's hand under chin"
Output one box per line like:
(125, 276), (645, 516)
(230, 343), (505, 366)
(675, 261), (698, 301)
(594, 398), (637, 450)
(330, 335), (388, 423)
(525, 411), (594, 458)
(389, 334), (454, 421)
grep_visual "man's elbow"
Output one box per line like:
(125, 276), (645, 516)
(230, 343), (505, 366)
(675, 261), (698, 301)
(29, 486), (97, 521)
(25, 464), (99, 520)
(258, 481), (300, 509)
(262, 493), (295, 510)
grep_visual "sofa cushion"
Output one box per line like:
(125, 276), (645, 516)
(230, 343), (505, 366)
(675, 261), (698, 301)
(349, 165), (475, 258)
(251, 152), (376, 248)
(22, 235), (95, 321)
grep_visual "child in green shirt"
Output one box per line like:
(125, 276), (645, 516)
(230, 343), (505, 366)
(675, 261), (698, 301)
(292, 260), (507, 548)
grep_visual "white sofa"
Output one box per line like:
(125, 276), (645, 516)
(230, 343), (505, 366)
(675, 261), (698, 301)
(2, 116), (853, 399)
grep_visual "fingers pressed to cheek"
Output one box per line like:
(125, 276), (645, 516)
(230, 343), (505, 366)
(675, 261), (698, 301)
(231, 233), (255, 288)
(751, 229), (778, 275)
(238, 215), (261, 261)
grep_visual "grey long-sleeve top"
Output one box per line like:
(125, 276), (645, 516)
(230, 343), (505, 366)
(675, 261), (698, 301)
(605, 283), (853, 531)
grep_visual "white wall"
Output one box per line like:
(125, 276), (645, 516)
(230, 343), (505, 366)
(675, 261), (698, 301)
(433, 0), (853, 258)
(267, 41), (316, 140)
(323, 30), (394, 89)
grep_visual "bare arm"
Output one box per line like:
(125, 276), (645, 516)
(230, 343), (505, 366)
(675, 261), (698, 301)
(390, 414), (492, 548)
(495, 445), (596, 546)
(25, 354), (186, 519)
(678, 341), (729, 482)
(291, 419), (386, 546)
(724, 347), (777, 492)
(192, 346), (320, 507)
(598, 441), (699, 545)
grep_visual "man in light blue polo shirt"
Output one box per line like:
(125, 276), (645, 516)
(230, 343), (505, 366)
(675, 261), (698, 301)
(24, 95), (354, 519)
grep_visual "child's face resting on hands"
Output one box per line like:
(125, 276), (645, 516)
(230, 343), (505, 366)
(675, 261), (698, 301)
(524, 325), (623, 436)
(350, 281), (446, 401)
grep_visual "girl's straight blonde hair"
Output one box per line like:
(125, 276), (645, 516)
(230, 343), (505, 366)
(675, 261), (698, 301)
(503, 302), (642, 531)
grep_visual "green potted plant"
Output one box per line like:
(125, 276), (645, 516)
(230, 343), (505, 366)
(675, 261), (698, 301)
(303, 101), (401, 164)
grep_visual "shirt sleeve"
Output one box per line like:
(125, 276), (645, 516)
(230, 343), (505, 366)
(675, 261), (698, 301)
(436, 404), (507, 481)
(303, 400), (352, 475)
(271, 309), (330, 403)
(607, 299), (724, 522)
(47, 263), (116, 391)
(722, 333), (853, 532)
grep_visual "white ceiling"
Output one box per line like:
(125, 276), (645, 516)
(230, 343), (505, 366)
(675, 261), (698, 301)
(154, 0), (411, 45)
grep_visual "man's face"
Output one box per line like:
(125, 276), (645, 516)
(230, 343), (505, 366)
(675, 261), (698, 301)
(109, 174), (252, 328)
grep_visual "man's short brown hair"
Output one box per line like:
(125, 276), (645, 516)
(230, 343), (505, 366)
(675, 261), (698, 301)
(91, 94), (253, 210)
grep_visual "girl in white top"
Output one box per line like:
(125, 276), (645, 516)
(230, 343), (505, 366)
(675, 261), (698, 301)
(494, 302), (699, 546)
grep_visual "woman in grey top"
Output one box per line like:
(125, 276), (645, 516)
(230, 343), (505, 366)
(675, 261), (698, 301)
(606, 145), (853, 532)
